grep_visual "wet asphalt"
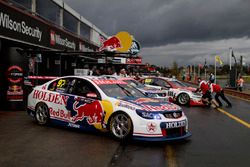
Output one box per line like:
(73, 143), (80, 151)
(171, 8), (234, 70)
(0, 96), (249, 167)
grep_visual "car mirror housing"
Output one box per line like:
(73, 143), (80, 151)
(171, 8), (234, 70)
(86, 92), (98, 98)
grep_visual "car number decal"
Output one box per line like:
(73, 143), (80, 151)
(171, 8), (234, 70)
(144, 78), (152, 84)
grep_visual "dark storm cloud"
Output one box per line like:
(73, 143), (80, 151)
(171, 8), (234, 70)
(64, 0), (250, 47)
(63, 0), (250, 66)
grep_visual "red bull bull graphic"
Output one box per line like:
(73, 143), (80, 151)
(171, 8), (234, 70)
(99, 36), (121, 51)
(71, 100), (103, 124)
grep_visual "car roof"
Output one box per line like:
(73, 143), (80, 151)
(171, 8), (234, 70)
(142, 76), (177, 81)
(56, 75), (129, 85)
(99, 75), (134, 81)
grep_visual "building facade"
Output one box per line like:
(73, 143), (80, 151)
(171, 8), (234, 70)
(0, 0), (107, 110)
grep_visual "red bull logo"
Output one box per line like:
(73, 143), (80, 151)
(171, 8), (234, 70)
(71, 100), (103, 124)
(99, 31), (133, 52)
(99, 36), (121, 51)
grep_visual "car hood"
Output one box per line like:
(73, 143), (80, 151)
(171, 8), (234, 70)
(175, 86), (196, 92)
(138, 87), (165, 94)
(118, 97), (182, 112)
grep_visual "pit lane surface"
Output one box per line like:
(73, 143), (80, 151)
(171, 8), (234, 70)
(0, 96), (249, 167)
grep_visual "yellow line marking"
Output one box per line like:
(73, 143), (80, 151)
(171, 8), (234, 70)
(216, 108), (250, 128)
(166, 145), (178, 167)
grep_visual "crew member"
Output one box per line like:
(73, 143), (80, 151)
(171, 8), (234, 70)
(237, 76), (244, 92)
(196, 78), (212, 103)
(210, 83), (232, 107)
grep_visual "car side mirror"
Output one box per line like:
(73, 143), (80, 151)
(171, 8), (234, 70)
(86, 92), (98, 98)
(165, 85), (171, 89)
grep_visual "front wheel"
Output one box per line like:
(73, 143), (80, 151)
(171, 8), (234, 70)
(109, 113), (133, 140)
(35, 103), (50, 125)
(177, 93), (190, 105)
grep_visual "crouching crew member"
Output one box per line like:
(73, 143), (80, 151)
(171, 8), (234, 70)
(210, 83), (232, 107)
(196, 78), (212, 104)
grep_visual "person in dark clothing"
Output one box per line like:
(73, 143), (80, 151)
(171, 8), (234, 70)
(210, 83), (232, 107)
(209, 72), (215, 83)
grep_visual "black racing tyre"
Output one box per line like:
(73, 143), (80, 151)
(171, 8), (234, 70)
(177, 93), (190, 105)
(109, 112), (133, 140)
(35, 103), (50, 125)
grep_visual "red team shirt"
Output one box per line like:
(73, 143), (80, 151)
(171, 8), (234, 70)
(199, 80), (210, 94)
(210, 83), (222, 93)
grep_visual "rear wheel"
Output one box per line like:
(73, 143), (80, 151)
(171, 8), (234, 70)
(109, 112), (133, 140)
(35, 103), (50, 125)
(177, 93), (190, 105)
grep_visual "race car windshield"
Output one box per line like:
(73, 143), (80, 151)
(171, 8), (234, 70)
(99, 84), (146, 98)
(168, 80), (187, 87)
(124, 79), (145, 88)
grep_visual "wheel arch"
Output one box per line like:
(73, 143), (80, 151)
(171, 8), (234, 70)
(34, 102), (50, 125)
(107, 110), (134, 132)
(177, 92), (190, 105)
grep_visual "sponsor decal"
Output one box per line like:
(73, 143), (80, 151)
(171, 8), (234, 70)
(115, 101), (136, 110)
(126, 57), (142, 64)
(129, 40), (140, 55)
(92, 80), (127, 85)
(7, 66), (23, 83)
(7, 85), (23, 95)
(68, 123), (80, 129)
(147, 122), (157, 133)
(66, 98), (103, 125)
(42, 85), (47, 90)
(7, 66), (23, 101)
(165, 120), (186, 129)
(0, 12), (42, 41)
(50, 30), (76, 50)
(99, 31), (133, 52)
(99, 36), (121, 51)
(133, 98), (159, 104)
(49, 107), (70, 121)
(32, 90), (69, 105)
(141, 104), (181, 112)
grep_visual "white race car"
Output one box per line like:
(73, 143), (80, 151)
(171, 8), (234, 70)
(27, 76), (191, 141)
(140, 77), (204, 106)
(100, 75), (168, 100)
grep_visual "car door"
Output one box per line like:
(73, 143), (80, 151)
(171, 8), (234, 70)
(65, 78), (104, 130)
(46, 77), (74, 123)
(152, 78), (175, 97)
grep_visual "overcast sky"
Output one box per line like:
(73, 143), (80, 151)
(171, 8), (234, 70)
(64, 0), (250, 67)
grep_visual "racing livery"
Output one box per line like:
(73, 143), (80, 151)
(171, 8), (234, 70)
(140, 77), (204, 106)
(27, 76), (191, 141)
